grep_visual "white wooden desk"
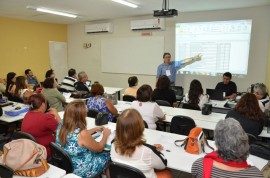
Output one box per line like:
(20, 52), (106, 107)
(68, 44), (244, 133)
(84, 118), (268, 173)
(0, 103), (28, 123)
(114, 101), (270, 138)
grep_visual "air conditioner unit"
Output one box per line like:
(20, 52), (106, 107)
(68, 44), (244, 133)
(130, 18), (165, 31)
(85, 23), (113, 34)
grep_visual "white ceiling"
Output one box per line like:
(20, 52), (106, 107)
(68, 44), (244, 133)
(0, 0), (270, 24)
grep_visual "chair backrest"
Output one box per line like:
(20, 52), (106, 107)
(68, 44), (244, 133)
(170, 86), (184, 101)
(156, 100), (171, 107)
(109, 162), (146, 178)
(50, 142), (74, 174)
(87, 108), (99, 118)
(12, 131), (36, 142)
(143, 120), (148, 128)
(123, 95), (136, 102)
(170, 116), (196, 136)
(0, 164), (14, 178)
(58, 88), (69, 93)
(182, 103), (200, 111)
(247, 133), (258, 144)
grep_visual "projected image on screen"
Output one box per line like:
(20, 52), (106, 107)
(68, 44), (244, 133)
(175, 19), (252, 76)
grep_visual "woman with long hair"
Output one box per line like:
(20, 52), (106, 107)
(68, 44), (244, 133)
(225, 93), (264, 136)
(21, 94), (60, 159)
(14, 76), (33, 101)
(152, 75), (177, 107)
(184, 79), (208, 109)
(56, 100), (111, 178)
(5, 72), (16, 99)
(111, 109), (171, 178)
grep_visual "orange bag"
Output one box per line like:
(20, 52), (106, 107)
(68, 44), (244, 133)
(175, 127), (214, 154)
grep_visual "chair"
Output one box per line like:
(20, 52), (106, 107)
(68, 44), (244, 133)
(155, 100), (171, 107)
(182, 103), (200, 111)
(170, 86), (184, 101)
(58, 88), (69, 93)
(50, 142), (74, 174)
(123, 95), (136, 102)
(143, 120), (148, 128)
(109, 162), (146, 178)
(87, 109), (99, 118)
(12, 131), (36, 142)
(9, 96), (24, 103)
(247, 133), (258, 144)
(0, 164), (14, 178)
(170, 116), (196, 136)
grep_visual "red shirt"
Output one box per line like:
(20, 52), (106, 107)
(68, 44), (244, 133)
(21, 111), (58, 158)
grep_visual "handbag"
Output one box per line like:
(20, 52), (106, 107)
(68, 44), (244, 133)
(2, 139), (49, 177)
(250, 141), (270, 160)
(175, 127), (214, 154)
(95, 112), (109, 126)
(202, 103), (212, 115)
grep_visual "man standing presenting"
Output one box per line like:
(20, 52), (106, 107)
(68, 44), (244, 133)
(156, 53), (201, 85)
(215, 72), (237, 99)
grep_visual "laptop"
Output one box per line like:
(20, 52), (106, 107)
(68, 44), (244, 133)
(85, 80), (91, 87)
(206, 88), (225, 101)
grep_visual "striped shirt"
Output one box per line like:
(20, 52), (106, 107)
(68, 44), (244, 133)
(191, 158), (263, 178)
(60, 76), (77, 92)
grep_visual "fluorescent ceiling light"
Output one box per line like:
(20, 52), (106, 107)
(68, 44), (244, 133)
(112, 0), (138, 8)
(36, 7), (77, 18)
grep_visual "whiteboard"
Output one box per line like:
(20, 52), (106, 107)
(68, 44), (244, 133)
(101, 36), (164, 75)
(49, 41), (68, 82)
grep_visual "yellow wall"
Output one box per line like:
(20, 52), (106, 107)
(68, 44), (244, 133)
(0, 17), (67, 81)
(266, 40), (270, 90)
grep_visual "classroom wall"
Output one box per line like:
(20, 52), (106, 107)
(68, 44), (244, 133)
(68, 6), (270, 92)
(0, 17), (67, 81)
(267, 40), (270, 90)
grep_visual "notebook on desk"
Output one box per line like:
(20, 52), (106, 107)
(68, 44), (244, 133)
(206, 89), (225, 101)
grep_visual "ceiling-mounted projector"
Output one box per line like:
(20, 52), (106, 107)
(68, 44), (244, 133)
(153, 0), (178, 17)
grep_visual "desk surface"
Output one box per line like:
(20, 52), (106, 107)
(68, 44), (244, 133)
(84, 118), (268, 173)
(0, 103), (27, 123)
(115, 101), (270, 138)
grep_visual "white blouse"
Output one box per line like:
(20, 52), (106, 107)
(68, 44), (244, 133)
(131, 101), (164, 130)
(184, 93), (209, 109)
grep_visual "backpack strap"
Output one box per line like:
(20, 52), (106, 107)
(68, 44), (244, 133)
(203, 137), (215, 153)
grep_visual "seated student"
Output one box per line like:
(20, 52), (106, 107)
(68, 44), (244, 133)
(253, 83), (270, 112)
(75, 71), (90, 93)
(21, 94), (61, 159)
(131, 84), (165, 130)
(13, 76), (33, 101)
(56, 101), (111, 178)
(25, 69), (40, 86)
(111, 109), (172, 178)
(124, 76), (138, 98)
(152, 75), (177, 107)
(60, 68), (77, 92)
(5, 72), (16, 99)
(192, 119), (263, 178)
(225, 93), (264, 136)
(87, 83), (118, 122)
(42, 77), (66, 112)
(184, 79), (209, 110)
(0, 78), (6, 95)
(215, 72), (237, 99)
